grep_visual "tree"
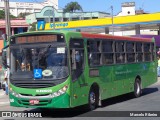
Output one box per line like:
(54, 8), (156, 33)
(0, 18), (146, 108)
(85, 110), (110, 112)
(0, 10), (16, 19)
(0, 10), (5, 19)
(29, 22), (36, 31)
(63, 2), (83, 12)
(18, 12), (31, 18)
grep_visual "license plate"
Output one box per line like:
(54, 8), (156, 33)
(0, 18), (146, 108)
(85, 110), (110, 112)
(29, 99), (39, 105)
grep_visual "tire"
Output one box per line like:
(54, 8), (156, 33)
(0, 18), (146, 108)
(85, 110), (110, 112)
(88, 88), (98, 111)
(134, 79), (141, 98)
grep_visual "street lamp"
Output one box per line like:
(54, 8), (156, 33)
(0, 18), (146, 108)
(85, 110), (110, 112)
(4, 0), (11, 95)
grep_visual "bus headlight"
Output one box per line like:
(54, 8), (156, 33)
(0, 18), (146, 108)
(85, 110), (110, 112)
(10, 91), (19, 98)
(50, 85), (68, 98)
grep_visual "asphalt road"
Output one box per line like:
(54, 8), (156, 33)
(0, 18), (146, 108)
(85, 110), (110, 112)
(0, 78), (160, 120)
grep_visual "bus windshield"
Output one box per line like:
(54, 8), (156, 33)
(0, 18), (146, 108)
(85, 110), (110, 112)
(10, 44), (69, 80)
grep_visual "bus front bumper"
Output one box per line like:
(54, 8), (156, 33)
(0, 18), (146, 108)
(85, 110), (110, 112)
(9, 93), (70, 108)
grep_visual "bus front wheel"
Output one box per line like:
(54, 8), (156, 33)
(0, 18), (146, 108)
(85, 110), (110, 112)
(134, 79), (142, 98)
(88, 87), (98, 111)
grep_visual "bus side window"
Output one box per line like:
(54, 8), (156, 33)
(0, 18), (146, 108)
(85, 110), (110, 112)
(87, 40), (101, 66)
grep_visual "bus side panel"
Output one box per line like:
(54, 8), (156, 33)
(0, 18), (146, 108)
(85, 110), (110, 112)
(140, 62), (157, 88)
(113, 64), (127, 96)
(97, 66), (113, 100)
(125, 62), (157, 92)
(125, 63), (142, 93)
(99, 64), (127, 100)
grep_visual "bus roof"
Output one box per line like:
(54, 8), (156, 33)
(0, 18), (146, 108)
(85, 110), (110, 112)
(12, 30), (153, 43)
(81, 32), (153, 43)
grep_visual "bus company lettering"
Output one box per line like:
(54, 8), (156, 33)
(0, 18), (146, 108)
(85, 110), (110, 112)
(36, 90), (52, 93)
(115, 70), (132, 75)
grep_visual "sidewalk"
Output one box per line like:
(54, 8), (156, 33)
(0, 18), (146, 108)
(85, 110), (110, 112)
(0, 89), (5, 96)
(0, 89), (9, 107)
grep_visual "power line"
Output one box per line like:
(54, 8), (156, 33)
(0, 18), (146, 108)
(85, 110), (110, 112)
(141, 0), (145, 10)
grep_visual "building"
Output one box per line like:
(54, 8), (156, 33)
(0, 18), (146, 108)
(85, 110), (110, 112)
(26, 6), (110, 25)
(115, 2), (157, 36)
(0, 0), (58, 17)
(25, 1), (160, 38)
(35, 2), (160, 37)
(117, 2), (148, 16)
(0, 0), (57, 50)
(117, 2), (136, 16)
(0, 19), (29, 50)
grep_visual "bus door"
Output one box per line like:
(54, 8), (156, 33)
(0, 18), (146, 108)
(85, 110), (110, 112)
(70, 38), (88, 107)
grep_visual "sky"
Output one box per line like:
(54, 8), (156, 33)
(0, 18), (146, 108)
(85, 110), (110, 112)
(10, 0), (160, 15)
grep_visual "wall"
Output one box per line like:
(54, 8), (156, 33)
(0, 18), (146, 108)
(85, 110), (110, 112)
(0, 0), (58, 17)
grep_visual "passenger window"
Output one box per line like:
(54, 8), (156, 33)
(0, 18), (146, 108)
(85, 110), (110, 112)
(88, 41), (100, 53)
(136, 43), (142, 52)
(102, 40), (114, 64)
(126, 42), (134, 52)
(115, 41), (125, 63)
(102, 41), (113, 52)
(116, 53), (125, 63)
(103, 53), (114, 64)
(88, 40), (101, 66)
(144, 43), (151, 61)
(116, 41), (124, 52)
(126, 42), (135, 63)
(151, 43), (155, 61)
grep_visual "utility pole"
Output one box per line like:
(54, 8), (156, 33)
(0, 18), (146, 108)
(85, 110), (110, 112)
(111, 5), (114, 35)
(4, 0), (11, 38)
(52, 6), (55, 30)
(4, 0), (11, 95)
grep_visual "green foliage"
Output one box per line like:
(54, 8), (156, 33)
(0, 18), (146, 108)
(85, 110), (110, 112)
(64, 2), (83, 12)
(10, 14), (16, 19)
(0, 10), (16, 19)
(18, 12), (31, 18)
(0, 10), (5, 19)
(29, 22), (36, 31)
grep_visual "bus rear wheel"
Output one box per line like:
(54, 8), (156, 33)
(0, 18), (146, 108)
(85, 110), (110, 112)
(134, 79), (141, 97)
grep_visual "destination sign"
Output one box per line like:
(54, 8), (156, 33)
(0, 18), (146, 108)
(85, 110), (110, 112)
(15, 34), (58, 44)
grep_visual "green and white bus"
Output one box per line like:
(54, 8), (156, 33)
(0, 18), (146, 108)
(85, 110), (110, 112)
(2, 30), (157, 110)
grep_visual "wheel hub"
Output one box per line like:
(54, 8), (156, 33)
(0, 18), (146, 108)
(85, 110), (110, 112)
(90, 92), (95, 104)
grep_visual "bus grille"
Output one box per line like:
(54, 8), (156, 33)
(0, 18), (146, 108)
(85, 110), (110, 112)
(11, 80), (55, 88)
